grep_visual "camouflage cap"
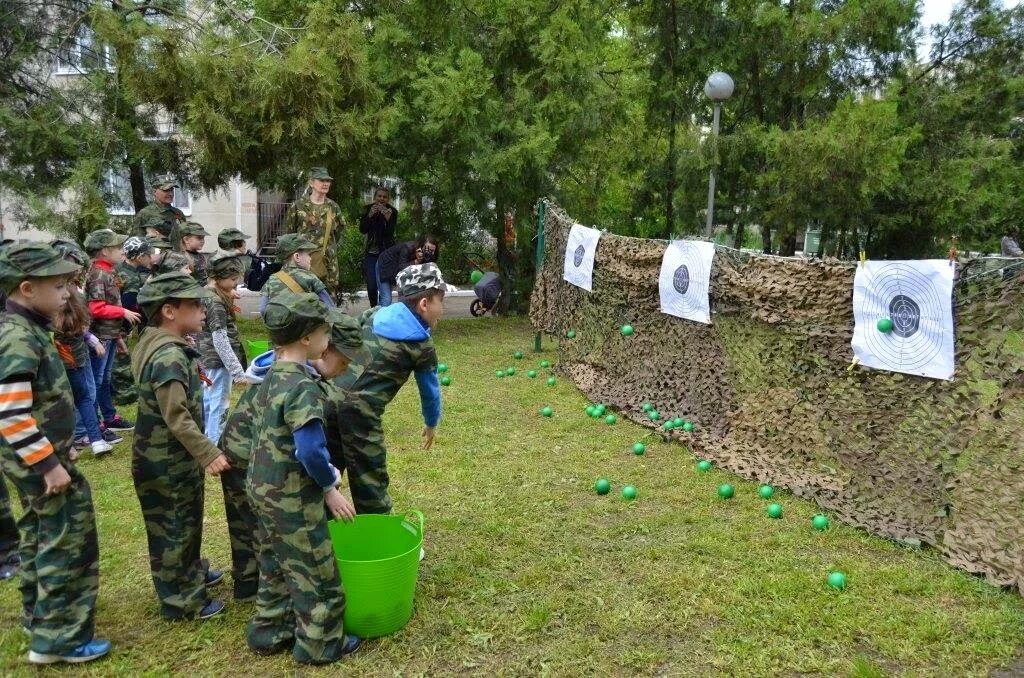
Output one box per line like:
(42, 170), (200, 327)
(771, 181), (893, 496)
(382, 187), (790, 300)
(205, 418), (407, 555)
(50, 239), (89, 269)
(155, 251), (193, 275)
(138, 271), (212, 316)
(309, 166), (333, 181)
(276, 233), (319, 262)
(139, 214), (172, 236)
(82, 228), (128, 253)
(178, 221), (210, 238)
(146, 234), (172, 250)
(217, 228), (250, 249)
(151, 175), (178, 191)
(0, 243), (81, 290)
(326, 308), (366, 361)
(208, 252), (244, 279)
(263, 292), (330, 346)
(396, 262), (446, 298)
(123, 236), (154, 260)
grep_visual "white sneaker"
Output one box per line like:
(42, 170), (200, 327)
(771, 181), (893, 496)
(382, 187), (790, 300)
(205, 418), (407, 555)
(419, 547), (425, 562)
(91, 440), (114, 456)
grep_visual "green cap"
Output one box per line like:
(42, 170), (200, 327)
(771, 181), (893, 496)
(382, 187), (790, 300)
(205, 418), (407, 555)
(83, 228), (128, 253)
(139, 214), (172, 237)
(208, 252), (244, 279)
(138, 271), (212, 317)
(50, 239), (89, 269)
(396, 262), (446, 298)
(309, 166), (333, 181)
(122, 236), (154, 260)
(276, 233), (319, 262)
(146, 234), (172, 250)
(217, 228), (250, 249)
(151, 175), (178, 191)
(326, 308), (366, 360)
(178, 221), (210, 238)
(0, 243), (81, 290)
(263, 292), (330, 345)
(154, 251), (193, 275)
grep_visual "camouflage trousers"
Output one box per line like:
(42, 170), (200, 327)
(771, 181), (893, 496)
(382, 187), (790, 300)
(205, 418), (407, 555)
(246, 482), (347, 664)
(332, 410), (392, 514)
(220, 465), (258, 600)
(0, 454), (99, 655)
(132, 449), (209, 619)
(111, 349), (136, 408)
(0, 473), (18, 558)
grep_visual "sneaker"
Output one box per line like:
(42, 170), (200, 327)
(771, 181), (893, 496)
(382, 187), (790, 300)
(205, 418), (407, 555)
(103, 416), (134, 431)
(0, 554), (19, 581)
(73, 435), (89, 448)
(420, 547), (425, 562)
(28, 638), (112, 664)
(91, 440), (113, 456)
(101, 429), (123, 444)
(198, 599), (225, 620)
(341, 634), (361, 657)
(205, 569), (225, 587)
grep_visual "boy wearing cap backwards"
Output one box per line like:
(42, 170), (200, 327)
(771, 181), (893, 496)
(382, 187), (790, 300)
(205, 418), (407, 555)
(329, 262), (444, 514)
(217, 228), (253, 279)
(218, 303), (364, 604)
(259, 233), (335, 313)
(131, 271), (230, 621)
(0, 243), (111, 664)
(175, 221), (211, 286)
(246, 292), (360, 663)
(84, 229), (142, 433)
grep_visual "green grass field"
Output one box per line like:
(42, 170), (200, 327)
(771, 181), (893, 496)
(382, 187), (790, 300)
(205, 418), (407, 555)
(2, 316), (1023, 675)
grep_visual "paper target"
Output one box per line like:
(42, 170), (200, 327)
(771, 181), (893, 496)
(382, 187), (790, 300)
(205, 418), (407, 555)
(852, 260), (955, 380)
(562, 224), (602, 291)
(658, 240), (715, 324)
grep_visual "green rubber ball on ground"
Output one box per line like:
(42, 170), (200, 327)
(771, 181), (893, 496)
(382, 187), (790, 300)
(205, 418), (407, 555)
(663, 420), (674, 430)
(642, 402), (653, 412)
(470, 270), (484, 284)
(877, 317), (894, 333)
(827, 571), (847, 590)
(514, 351), (523, 359)
(718, 483), (735, 499)
(438, 363), (448, 373)
(506, 367), (515, 376)
(672, 417), (684, 427)
(759, 485), (774, 499)
(682, 421), (695, 432)
(547, 376), (556, 386)
(621, 485), (638, 500)
(605, 414), (617, 425)
(540, 406), (553, 417)
(566, 330), (576, 339)
(527, 370), (537, 378)
(540, 360), (551, 368)
(621, 324), (634, 336)
(812, 514), (830, 531)
(440, 376), (451, 386)
(697, 460), (712, 472)
(585, 406), (596, 417)
(594, 478), (611, 495)
(767, 503), (783, 519)
(495, 370), (504, 378)
(648, 411), (661, 421)
(595, 404), (606, 416)
(632, 442), (646, 455)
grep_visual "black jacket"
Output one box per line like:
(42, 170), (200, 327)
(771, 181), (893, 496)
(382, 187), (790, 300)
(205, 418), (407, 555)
(359, 203), (398, 254)
(377, 241), (418, 283)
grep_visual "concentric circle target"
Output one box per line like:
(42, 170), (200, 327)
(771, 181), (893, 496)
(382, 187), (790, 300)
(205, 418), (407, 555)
(659, 241), (713, 322)
(673, 265), (690, 294)
(860, 263), (946, 371)
(573, 244), (585, 267)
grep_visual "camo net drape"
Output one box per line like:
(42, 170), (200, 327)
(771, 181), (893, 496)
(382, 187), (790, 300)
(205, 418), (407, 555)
(530, 200), (1024, 595)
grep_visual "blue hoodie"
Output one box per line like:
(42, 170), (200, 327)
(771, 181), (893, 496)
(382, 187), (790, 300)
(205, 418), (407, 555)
(372, 303), (442, 428)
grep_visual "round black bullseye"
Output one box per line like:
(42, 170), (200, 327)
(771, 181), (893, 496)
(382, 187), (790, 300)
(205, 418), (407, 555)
(673, 264), (690, 294)
(573, 244), (585, 267)
(888, 294), (920, 338)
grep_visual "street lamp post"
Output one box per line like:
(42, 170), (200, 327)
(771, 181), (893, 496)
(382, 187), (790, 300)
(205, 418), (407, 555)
(703, 71), (734, 239)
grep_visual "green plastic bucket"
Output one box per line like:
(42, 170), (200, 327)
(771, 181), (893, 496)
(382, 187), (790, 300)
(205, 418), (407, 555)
(328, 510), (423, 638)
(247, 340), (270, 359)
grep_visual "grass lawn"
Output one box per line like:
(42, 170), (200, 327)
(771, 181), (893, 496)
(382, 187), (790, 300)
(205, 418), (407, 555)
(2, 315), (1023, 675)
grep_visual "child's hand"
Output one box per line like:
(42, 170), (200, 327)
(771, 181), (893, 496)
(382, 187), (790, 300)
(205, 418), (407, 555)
(93, 342), (107, 358)
(123, 309), (142, 325)
(116, 337), (129, 354)
(421, 426), (435, 450)
(205, 454), (230, 475)
(324, 488), (355, 521)
(42, 464), (72, 495)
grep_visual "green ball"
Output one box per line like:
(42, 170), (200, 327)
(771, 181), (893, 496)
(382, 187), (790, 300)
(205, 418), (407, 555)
(595, 404), (606, 416)
(470, 270), (484, 284)
(540, 360), (551, 368)
(767, 503), (783, 519)
(718, 483), (735, 499)
(759, 485), (774, 499)
(812, 514), (830, 531)
(642, 402), (653, 412)
(585, 405), (596, 417)
(506, 367), (515, 376)
(697, 460), (712, 472)
(540, 406), (553, 417)
(566, 330), (576, 339)
(632, 442), (646, 455)
(547, 376), (556, 386)
(672, 417), (684, 427)
(682, 421), (695, 432)
(620, 324), (634, 336)
(589, 407), (601, 419)
(514, 351), (523, 359)
(827, 571), (847, 590)
(438, 363), (448, 373)
(594, 478), (611, 495)
(605, 414), (617, 425)
(877, 317), (894, 333)
(663, 420), (675, 430)
(440, 376), (451, 386)
(495, 370), (504, 378)
(621, 485), (638, 500)
(648, 410), (661, 421)
(527, 370), (537, 378)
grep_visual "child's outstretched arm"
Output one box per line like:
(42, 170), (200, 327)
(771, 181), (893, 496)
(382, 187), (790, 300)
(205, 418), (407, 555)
(293, 419), (355, 520)
(413, 368), (441, 449)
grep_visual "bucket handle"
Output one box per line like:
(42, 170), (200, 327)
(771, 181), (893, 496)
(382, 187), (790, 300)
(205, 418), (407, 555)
(402, 509), (424, 536)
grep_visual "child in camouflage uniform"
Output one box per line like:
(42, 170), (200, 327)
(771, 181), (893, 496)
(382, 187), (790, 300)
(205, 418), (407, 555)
(329, 263), (445, 514)
(246, 292), (360, 663)
(131, 271), (231, 621)
(175, 222), (211, 286)
(111, 236), (155, 408)
(153, 249), (193, 276)
(217, 228), (253, 279)
(259, 233), (335, 313)
(0, 243), (111, 664)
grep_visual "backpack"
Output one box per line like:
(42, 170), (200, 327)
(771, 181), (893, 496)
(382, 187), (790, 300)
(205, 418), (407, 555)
(245, 253), (281, 292)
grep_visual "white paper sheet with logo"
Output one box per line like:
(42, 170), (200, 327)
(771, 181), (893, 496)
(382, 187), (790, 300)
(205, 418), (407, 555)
(658, 240), (715, 324)
(562, 224), (602, 291)
(852, 260), (955, 380)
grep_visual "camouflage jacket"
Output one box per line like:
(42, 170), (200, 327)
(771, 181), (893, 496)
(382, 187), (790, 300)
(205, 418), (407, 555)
(116, 261), (150, 297)
(133, 201), (185, 238)
(196, 294), (245, 370)
(0, 302), (76, 475)
(260, 264), (328, 304)
(283, 197), (344, 287)
(86, 260), (124, 341)
(188, 251), (208, 287)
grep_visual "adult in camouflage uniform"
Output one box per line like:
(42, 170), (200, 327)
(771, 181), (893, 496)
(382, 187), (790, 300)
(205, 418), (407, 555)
(282, 167), (345, 295)
(111, 236), (155, 408)
(0, 243), (110, 664)
(131, 272), (229, 620)
(175, 221), (210, 286)
(217, 228), (253, 280)
(260, 233), (333, 313)
(246, 293), (360, 663)
(134, 176), (186, 239)
(328, 263), (445, 514)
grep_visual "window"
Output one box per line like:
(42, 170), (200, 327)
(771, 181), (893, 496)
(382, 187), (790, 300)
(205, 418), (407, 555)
(55, 25), (113, 74)
(103, 168), (192, 216)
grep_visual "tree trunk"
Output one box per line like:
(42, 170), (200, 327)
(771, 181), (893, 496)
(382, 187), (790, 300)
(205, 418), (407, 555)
(761, 222), (772, 253)
(129, 160), (147, 212)
(494, 198), (514, 314)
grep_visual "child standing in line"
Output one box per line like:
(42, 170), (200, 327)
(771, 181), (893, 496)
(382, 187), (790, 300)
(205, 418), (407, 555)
(131, 271), (230, 621)
(175, 222), (210, 286)
(259, 233), (334, 313)
(0, 243), (111, 665)
(83, 229), (141, 433)
(196, 254), (248, 443)
(246, 292), (360, 664)
(111, 236), (155, 409)
(217, 228), (253, 279)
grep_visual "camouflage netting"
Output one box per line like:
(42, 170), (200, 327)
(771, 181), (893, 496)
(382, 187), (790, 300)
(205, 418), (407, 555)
(530, 200), (1024, 595)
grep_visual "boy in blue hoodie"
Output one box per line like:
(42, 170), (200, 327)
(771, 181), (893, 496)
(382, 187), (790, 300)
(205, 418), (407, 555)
(329, 263), (444, 514)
